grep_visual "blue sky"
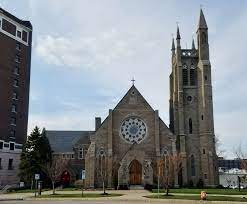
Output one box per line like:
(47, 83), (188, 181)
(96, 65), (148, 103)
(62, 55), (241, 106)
(1, 0), (246, 158)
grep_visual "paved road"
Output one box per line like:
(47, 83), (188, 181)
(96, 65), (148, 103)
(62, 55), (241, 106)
(1, 200), (247, 204)
(0, 190), (246, 204)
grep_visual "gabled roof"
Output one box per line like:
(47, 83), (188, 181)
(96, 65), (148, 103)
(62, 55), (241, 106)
(46, 130), (94, 153)
(93, 85), (156, 132)
(113, 85), (155, 111)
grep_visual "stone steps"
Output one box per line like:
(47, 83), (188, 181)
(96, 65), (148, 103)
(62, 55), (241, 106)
(129, 185), (144, 190)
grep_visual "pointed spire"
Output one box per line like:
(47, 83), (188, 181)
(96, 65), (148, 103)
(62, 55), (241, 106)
(198, 9), (208, 29)
(192, 38), (195, 50)
(176, 25), (181, 39)
(171, 37), (175, 51)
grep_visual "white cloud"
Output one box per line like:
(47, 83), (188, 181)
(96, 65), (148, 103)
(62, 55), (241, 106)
(28, 111), (95, 133)
(35, 28), (160, 69)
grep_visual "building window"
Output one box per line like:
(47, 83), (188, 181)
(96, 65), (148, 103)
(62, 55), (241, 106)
(13, 79), (19, 87)
(71, 154), (74, 159)
(204, 75), (207, 81)
(204, 173), (208, 179)
(201, 115), (204, 120)
(15, 54), (20, 63)
(22, 30), (28, 42)
(203, 149), (206, 154)
(189, 118), (193, 134)
(10, 130), (15, 138)
(17, 30), (22, 38)
(182, 64), (188, 85)
(201, 32), (207, 44)
(190, 65), (196, 85)
(8, 159), (14, 170)
(11, 117), (16, 126)
(2, 19), (16, 36)
(187, 96), (192, 102)
(11, 104), (17, 113)
(78, 147), (83, 159)
(0, 142), (3, 149)
(0, 158), (2, 169)
(13, 92), (18, 100)
(191, 155), (195, 176)
(10, 143), (15, 150)
(14, 66), (20, 75)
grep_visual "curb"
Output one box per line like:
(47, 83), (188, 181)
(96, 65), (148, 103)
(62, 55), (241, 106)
(0, 198), (24, 201)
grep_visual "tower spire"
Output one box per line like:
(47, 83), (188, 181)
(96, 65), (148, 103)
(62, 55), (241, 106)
(192, 37), (195, 50)
(171, 37), (175, 51)
(198, 9), (208, 29)
(176, 25), (181, 40)
(176, 24), (181, 48)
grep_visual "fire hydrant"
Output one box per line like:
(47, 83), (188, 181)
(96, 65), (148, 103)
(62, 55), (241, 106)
(200, 191), (207, 200)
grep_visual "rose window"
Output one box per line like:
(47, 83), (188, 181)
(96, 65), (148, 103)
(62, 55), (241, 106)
(120, 117), (147, 144)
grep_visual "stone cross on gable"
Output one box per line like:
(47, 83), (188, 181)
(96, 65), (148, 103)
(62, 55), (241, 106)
(131, 77), (135, 85)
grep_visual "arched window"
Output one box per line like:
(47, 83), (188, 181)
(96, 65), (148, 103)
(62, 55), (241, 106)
(189, 118), (193, 134)
(190, 64), (196, 85)
(191, 155), (195, 176)
(182, 64), (188, 85)
(201, 32), (207, 44)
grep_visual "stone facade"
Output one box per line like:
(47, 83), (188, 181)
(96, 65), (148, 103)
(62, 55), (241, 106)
(169, 9), (218, 186)
(0, 141), (22, 187)
(85, 86), (177, 188)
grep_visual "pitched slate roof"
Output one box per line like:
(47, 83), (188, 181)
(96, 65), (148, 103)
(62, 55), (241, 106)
(46, 131), (94, 153)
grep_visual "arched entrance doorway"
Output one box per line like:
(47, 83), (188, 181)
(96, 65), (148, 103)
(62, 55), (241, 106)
(61, 170), (70, 186)
(129, 159), (142, 185)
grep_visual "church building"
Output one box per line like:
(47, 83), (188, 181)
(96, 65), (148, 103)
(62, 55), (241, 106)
(46, 9), (218, 188)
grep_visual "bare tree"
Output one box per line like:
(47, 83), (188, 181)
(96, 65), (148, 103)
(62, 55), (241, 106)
(235, 144), (247, 170)
(42, 155), (68, 195)
(99, 154), (107, 194)
(215, 134), (226, 157)
(158, 153), (183, 196)
(226, 176), (232, 188)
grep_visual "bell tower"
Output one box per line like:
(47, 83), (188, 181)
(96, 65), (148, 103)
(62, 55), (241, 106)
(169, 9), (218, 187)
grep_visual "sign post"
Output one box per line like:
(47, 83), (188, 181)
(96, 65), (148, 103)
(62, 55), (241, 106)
(34, 174), (40, 197)
(81, 170), (86, 197)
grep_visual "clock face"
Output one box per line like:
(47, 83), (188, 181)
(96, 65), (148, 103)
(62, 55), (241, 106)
(119, 117), (147, 144)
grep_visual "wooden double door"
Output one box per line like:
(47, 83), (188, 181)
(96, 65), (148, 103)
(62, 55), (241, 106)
(129, 159), (142, 185)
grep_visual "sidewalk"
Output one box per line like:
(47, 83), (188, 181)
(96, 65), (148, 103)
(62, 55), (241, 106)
(0, 189), (246, 203)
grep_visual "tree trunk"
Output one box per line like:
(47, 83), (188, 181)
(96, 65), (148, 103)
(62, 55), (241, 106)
(166, 186), (169, 196)
(52, 181), (55, 195)
(103, 180), (105, 194)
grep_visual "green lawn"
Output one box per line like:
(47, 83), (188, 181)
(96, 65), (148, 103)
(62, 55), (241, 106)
(36, 193), (123, 198)
(147, 194), (247, 202)
(8, 188), (50, 194)
(152, 188), (247, 195)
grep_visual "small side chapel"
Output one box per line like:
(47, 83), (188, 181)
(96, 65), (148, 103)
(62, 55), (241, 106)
(85, 85), (177, 188)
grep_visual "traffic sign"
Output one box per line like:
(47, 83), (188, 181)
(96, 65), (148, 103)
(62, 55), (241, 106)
(35, 174), (40, 180)
(81, 170), (86, 180)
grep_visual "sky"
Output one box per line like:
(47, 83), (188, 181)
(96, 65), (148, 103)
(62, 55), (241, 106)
(0, 0), (246, 158)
